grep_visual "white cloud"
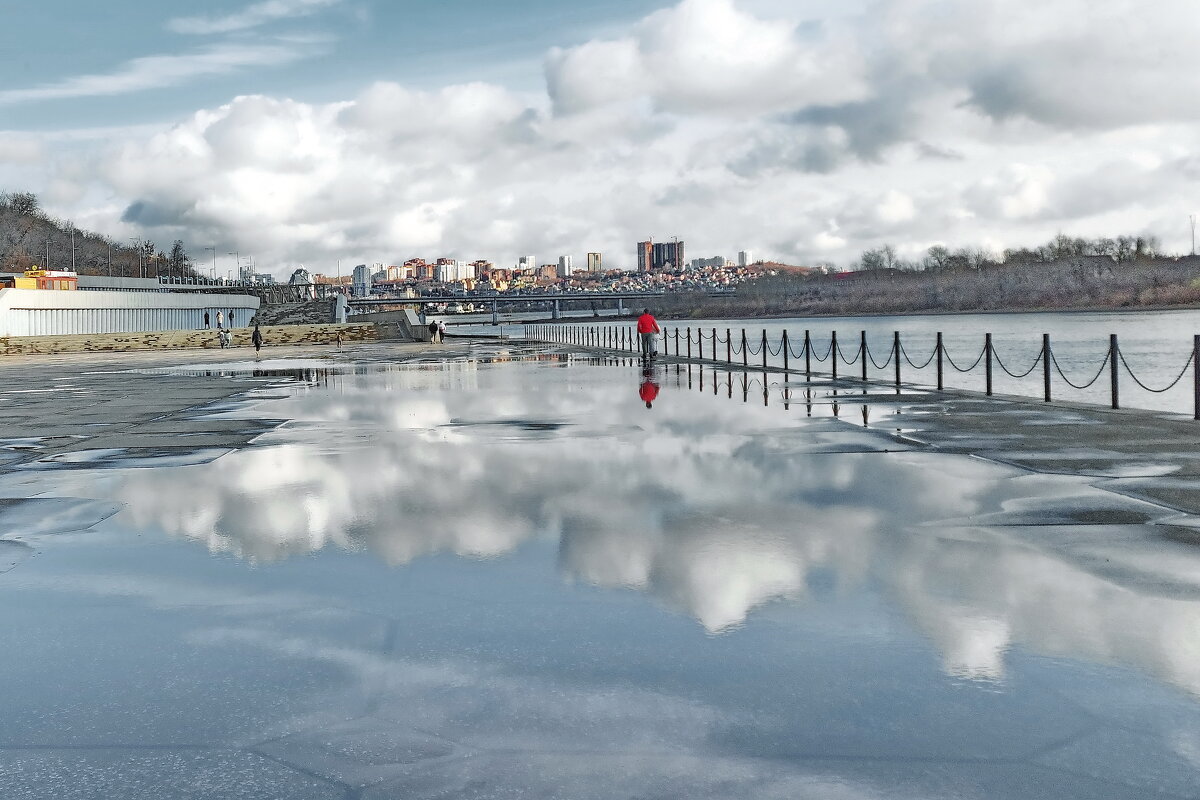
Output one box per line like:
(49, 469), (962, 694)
(11, 0), (1200, 270)
(168, 0), (344, 35)
(0, 42), (320, 106)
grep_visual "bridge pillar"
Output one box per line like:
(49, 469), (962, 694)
(617, 298), (624, 316)
(492, 298), (499, 326)
(552, 299), (560, 321)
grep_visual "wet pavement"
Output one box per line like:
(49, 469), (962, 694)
(2, 341), (1200, 798)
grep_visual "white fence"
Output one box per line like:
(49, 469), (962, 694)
(0, 289), (260, 337)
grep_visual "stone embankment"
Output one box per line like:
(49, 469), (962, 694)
(0, 323), (377, 355)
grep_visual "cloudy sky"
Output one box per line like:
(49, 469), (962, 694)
(2, 0), (1197, 276)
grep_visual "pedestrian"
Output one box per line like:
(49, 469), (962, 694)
(636, 308), (661, 360)
(437, 319), (447, 343)
(428, 321), (439, 343)
(204, 311), (210, 329)
(229, 309), (236, 327)
(252, 323), (263, 355)
(216, 310), (224, 329)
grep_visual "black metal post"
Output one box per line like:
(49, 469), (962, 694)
(894, 331), (901, 389)
(782, 330), (790, 373)
(1194, 335), (1200, 420)
(804, 330), (811, 380)
(985, 333), (993, 396)
(761, 330), (767, 371)
(741, 329), (748, 367)
(831, 331), (838, 381)
(675, 328), (680, 357)
(936, 332), (944, 391)
(687, 327), (692, 359)
(1043, 333), (1051, 402)
(727, 329), (732, 364)
(712, 328), (716, 361)
(1110, 333), (1119, 410)
(861, 330), (868, 382)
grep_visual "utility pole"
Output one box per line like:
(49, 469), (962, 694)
(70, 227), (76, 271)
(107, 243), (112, 277)
(44, 236), (50, 270)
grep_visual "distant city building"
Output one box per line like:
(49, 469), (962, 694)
(636, 241), (653, 273)
(651, 240), (685, 271)
(739, 250), (754, 267)
(689, 256), (725, 270)
(288, 267), (312, 285)
(518, 255), (536, 270)
(351, 264), (371, 297)
(558, 255), (572, 276)
(587, 252), (602, 272)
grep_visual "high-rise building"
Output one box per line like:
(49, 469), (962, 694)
(558, 255), (572, 276)
(518, 255), (536, 271)
(650, 240), (685, 271)
(738, 250), (754, 267)
(587, 252), (602, 272)
(351, 264), (371, 297)
(636, 241), (653, 273)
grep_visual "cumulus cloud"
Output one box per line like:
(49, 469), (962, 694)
(10, 0), (1200, 270)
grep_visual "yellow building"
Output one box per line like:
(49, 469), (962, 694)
(14, 268), (78, 291)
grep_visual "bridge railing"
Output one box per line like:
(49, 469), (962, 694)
(524, 323), (1200, 419)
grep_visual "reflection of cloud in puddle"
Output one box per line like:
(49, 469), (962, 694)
(52, 358), (1200, 696)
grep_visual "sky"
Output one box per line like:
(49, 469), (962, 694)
(2, 0), (1199, 278)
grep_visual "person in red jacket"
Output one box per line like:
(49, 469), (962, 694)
(636, 309), (661, 360)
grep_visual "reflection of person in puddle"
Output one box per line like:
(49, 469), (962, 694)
(639, 367), (660, 409)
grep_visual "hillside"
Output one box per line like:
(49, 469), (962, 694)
(0, 192), (201, 279)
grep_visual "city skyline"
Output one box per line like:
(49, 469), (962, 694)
(3, 0), (1200, 277)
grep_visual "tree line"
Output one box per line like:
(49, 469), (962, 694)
(0, 192), (199, 279)
(857, 233), (1163, 273)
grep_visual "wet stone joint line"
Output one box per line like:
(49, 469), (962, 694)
(2, 338), (1200, 799)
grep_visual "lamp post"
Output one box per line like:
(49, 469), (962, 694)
(204, 246), (216, 282)
(228, 251), (239, 283)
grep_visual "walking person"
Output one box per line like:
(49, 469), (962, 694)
(637, 308), (661, 361)
(428, 320), (439, 343)
(216, 310), (224, 329)
(203, 311), (210, 329)
(437, 319), (447, 344)
(252, 323), (264, 356)
(229, 309), (236, 327)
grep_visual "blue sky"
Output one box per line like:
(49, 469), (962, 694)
(2, 0), (665, 130)
(2, 0), (1198, 275)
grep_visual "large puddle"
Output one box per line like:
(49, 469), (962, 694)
(2, 343), (1199, 798)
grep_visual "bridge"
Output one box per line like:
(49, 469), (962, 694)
(347, 290), (735, 324)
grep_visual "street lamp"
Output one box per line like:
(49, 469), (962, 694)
(204, 246), (216, 282)
(228, 251), (239, 283)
